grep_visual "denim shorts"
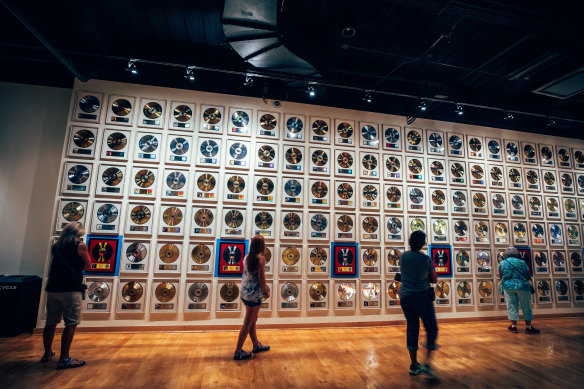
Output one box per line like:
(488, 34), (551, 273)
(46, 291), (82, 326)
(241, 298), (262, 307)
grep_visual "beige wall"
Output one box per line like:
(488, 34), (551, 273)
(0, 81), (71, 276)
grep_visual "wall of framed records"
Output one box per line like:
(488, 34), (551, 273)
(39, 78), (584, 328)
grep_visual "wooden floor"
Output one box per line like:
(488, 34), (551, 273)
(1, 317), (583, 389)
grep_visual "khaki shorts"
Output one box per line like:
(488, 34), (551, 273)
(46, 292), (82, 326)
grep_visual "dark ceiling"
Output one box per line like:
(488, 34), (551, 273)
(1, 0), (583, 138)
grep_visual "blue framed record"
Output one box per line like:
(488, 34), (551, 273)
(215, 239), (249, 277)
(429, 244), (453, 277)
(84, 235), (122, 276)
(331, 242), (359, 278)
(516, 246), (533, 275)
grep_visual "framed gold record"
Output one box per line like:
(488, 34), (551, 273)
(257, 111), (280, 139)
(138, 98), (166, 129)
(106, 94), (135, 127)
(310, 117), (331, 143)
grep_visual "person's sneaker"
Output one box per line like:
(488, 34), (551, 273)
(409, 362), (425, 375)
(525, 327), (541, 335)
(423, 364), (439, 382)
(508, 325), (518, 333)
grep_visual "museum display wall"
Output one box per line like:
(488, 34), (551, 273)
(40, 78), (584, 327)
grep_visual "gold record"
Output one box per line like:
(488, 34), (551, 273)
(386, 186), (401, 202)
(197, 174), (216, 191)
(457, 281), (471, 298)
(188, 282), (209, 302)
(451, 162), (464, 177)
(526, 170), (538, 184)
(456, 250), (469, 266)
(312, 119), (328, 135)
(309, 282), (327, 301)
(387, 217), (402, 234)
(62, 202), (84, 221)
(282, 247), (300, 265)
(387, 249), (401, 266)
(385, 156), (400, 172)
(497, 251), (505, 264)
(430, 160), (444, 176)
(102, 167), (122, 186)
(107, 132), (127, 150)
(220, 282), (239, 302)
(337, 152), (353, 168)
(337, 183), (354, 199)
(362, 185), (378, 201)
(387, 281), (401, 299)
(255, 211), (273, 229)
(454, 220), (467, 236)
(312, 150), (328, 166)
(432, 219), (447, 235)
(469, 137), (482, 151)
(571, 252), (582, 267)
(523, 144), (535, 157)
(260, 114), (276, 130)
(408, 158), (422, 173)
(73, 129), (95, 148)
(471, 165), (484, 179)
(494, 223), (507, 237)
(529, 197), (541, 210)
(337, 215), (354, 232)
(111, 99), (131, 116)
(432, 190), (445, 205)
(544, 172), (555, 185)
(143, 102), (162, 119)
(478, 281), (492, 297)
(567, 225), (578, 240)
(162, 207), (183, 226)
(362, 217), (378, 233)
(311, 181), (328, 198)
(474, 221), (488, 237)
(159, 244), (179, 263)
(310, 247), (327, 265)
(490, 166), (503, 181)
(191, 244), (211, 264)
(194, 208), (214, 227)
(537, 280), (550, 296)
(561, 173), (573, 187)
(122, 281), (143, 302)
(362, 154), (377, 170)
(256, 177), (274, 195)
(203, 108), (221, 124)
(283, 212), (301, 230)
(407, 130), (421, 145)
(263, 247), (272, 264)
(130, 205), (151, 225)
(338, 283), (355, 300)
(337, 122), (353, 138)
(565, 199), (575, 213)
(257, 145), (275, 162)
(508, 168), (521, 182)
(173, 105), (192, 122)
(285, 147), (302, 164)
(135, 169), (155, 188)
(227, 175), (245, 193)
(492, 194), (505, 209)
(410, 218), (425, 232)
(546, 198), (559, 212)
(155, 282), (176, 302)
(435, 281), (450, 298)
(473, 193), (486, 207)
(362, 283), (380, 300)
(363, 249), (378, 266)
(225, 210), (243, 228)
(513, 223), (526, 238)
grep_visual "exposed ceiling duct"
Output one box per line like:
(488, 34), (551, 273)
(222, 0), (321, 77)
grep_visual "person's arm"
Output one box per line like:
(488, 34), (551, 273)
(77, 242), (92, 270)
(258, 254), (270, 298)
(428, 257), (438, 283)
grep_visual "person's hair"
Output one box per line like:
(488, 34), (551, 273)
(409, 230), (426, 251)
(504, 246), (520, 259)
(246, 235), (265, 272)
(54, 222), (85, 252)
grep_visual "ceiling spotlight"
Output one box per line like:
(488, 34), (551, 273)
(243, 75), (254, 87)
(547, 118), (556, 127)
(418, 99), (427, 111)
(341, 26), (356, 39)
(306, 84), (316, 97)
(363, 91), (372, 103)
(126, 60), (138, 75)
(184, 66), (195, 81)
(455, 103), (464, 116)
(504, 111), (514, 120)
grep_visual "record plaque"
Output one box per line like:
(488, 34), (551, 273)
(215, 239), (248, 276)
(430, 245), (453, 277)
(331, 242), (358, 277)
(85, 235), (122, 276)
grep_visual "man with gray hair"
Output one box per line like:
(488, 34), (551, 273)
(498, 246), (540, 334)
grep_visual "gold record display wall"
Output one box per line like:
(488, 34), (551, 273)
(44, 79), (584, 327)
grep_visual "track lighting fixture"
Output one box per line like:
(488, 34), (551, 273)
(306, 84), (316, 97)
(455, 103), (464, 116)
(418, 99), (427, 111)
(363, 91), (372, 103)
(126, 60), (138, 75)
(185, 66), (195, 81)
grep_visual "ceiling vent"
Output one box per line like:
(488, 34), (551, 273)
(533, 68), (584, 99)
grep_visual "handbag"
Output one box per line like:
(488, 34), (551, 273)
(504, 259), (534, 294)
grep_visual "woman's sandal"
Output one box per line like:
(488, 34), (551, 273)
(56, 357), (86, 370)
(233, 350), (252, 360)
(252, 343), (270, 353)
(40, 351), (55, 363)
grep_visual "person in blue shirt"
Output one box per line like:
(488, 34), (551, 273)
(498, 246), (540, 334)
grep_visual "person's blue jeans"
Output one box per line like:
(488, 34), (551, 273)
(401, 291), (439, 350)
(504, 289), (533, 321)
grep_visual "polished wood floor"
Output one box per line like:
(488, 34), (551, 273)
(1, 317), (583, 388)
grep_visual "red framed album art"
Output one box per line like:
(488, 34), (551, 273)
(215, 239), (249, 277)
(85, 235), (122, 276)
(429, 245), (453, 277)
(331, 242), (359, 277)
(515, 246), (533, 275)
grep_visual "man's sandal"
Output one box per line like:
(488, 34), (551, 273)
(40, 351), (55, 363)
(233, 350), (252, 360)
(56, 358), (86, 370)
(252, 343), (270, 353)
